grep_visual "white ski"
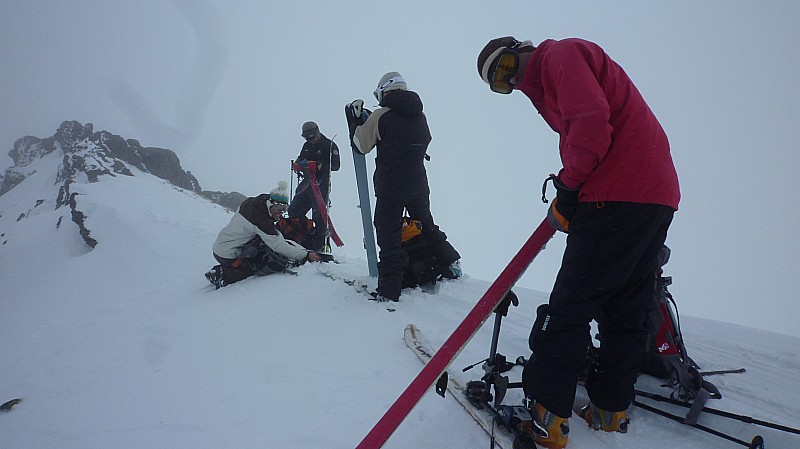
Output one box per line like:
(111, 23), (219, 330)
(403, 324), (533, 449)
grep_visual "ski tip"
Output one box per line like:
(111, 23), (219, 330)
(0, 398), (22, 412)
(405, 324), (422, 338)
(749, 435), (764, 449)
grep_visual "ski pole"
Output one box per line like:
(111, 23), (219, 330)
(634, 400), (764, 448)
(462, 358), (488, 373)
(325, 135), (337, 253)
(289, 159), (294, 201)
(635, 388), (800, 435)
(700, 368), (746, 376)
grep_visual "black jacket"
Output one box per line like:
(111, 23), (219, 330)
(295, 134), (340, 183)
(352, 90), (431, 197)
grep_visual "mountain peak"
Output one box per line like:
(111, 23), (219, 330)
(2, 121), (243, 205)
(1, 121), (245, 248)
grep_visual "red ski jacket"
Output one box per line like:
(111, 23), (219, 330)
(518, 38), (680, 209)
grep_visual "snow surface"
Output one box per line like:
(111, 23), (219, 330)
(1, 165), (799, 449)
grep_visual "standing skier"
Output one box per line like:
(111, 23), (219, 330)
(477, 37), (680, 448)
(287, 121), (340, 252)
(346, 72), (461, 302)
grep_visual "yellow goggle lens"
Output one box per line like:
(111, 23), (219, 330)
(489, 52), (519, 94)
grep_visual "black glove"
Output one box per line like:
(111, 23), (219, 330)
(345, 99), (364, 139)
(542, 174), (580, 233)
(345, 99), (371, 140)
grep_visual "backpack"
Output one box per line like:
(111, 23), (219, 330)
(583, 246), (720, 424)
(400, 217), (448, 288)
(237, 237), (294, 275)
(276, 216), (316, 250)
(640, 245), (721, 423)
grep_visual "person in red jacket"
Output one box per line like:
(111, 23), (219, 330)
(477, 37), (680, 448)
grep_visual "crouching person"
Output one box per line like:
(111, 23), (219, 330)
(205, 181), (322, 288)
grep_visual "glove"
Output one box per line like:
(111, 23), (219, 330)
(543, 174), (580, 233)
(345, 99), (372, 139)
(345, 100), (363, 138)
(292, 159), (309, 176)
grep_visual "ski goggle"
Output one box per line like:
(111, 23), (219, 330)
(271, 201), (288, 212)
(302, 130), (318, 140)
(488, 50), (520, 94)
(374, 75), (406, 103)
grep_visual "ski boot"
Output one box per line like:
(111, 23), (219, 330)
(521, 402), (569, 449)
(369, 291), (398, 302)
(446, 260), (462, 279)
(205, 265), (225, 290)
(578, 403), (629, 433)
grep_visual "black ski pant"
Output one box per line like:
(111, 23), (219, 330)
(287, 178), (329, 251)
(373, 189), (460, 300)
(214, 239), (286, 285)
(522, 202), (674, 418)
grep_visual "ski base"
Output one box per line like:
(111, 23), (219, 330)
(314, 265), (396, 312)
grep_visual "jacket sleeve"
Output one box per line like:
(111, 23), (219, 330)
(330, 141), (340, 171)
(352, 108), (389, 154)
(256, 229), (309, 262)
(295, 144), (308, 164)
(545, 43), (613, 188)
(236, 195), (309, 262)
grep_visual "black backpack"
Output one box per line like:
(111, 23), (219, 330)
(238, 237), (295, 275)
(400, 217), (448, 289)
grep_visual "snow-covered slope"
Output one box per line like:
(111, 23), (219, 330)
(1, 149), (799, 449)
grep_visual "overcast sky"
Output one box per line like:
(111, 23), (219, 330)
(2, 1), (799, 337)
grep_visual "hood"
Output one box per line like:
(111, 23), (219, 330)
(381, 90), (424, 116)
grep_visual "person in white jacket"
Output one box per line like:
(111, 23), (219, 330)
(208, 181), (322, 287)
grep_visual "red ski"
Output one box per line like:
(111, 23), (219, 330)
(301, 161), (344, 247)
(355, 218), (556, 449)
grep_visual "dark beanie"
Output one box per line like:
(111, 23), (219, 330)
(301, 121), (318, 135)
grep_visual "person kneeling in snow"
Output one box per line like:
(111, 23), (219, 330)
(205, 181), (322, 288)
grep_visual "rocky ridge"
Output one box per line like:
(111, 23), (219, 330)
(0, 121), (245, 248)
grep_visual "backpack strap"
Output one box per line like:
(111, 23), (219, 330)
(684, 387), (711, 425)
(684, 380), (722, 425)
(667, 360), (722, 425)
(234, 237), (263, 267)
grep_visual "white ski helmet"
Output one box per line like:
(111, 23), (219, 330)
(374, 72), (407, 103)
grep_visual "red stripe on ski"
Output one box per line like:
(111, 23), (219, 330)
(355, 218), (556, 449)
(306, 161), (344, 247)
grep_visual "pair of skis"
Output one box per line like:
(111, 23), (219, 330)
(292, 160), (344, 248)
(407, 323), (769, 449)
(355, 216), (792, 449)
(355, 218), (556, 448)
